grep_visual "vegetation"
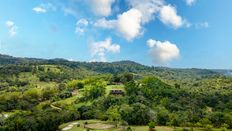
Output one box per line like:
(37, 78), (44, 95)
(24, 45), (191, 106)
(0, 54), (232, 131)
(148, 121), (156, 129)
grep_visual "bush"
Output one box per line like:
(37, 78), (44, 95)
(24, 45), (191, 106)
(127, 127), (132, 131)
(222, 123), (229, 129)
(221, 127), (227, 131)
(182, 128), (190, 131)
(148, 121), (156, 129)
(205, 124), (213, 131)
(3, 110), (80, 131)
(77, 82), (84, 89)
(221, 123), (229, 131)
(195, 122), (202, 127)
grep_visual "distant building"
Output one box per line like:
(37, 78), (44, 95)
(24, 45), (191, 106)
(110, 89), (124, 95)
(111, 82), (123, 85)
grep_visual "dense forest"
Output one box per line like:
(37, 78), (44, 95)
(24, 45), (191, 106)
(0, 54), (231, 131)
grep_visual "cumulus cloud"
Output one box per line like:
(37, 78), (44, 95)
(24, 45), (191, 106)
(127, 0), (164, 23)
(185, 0), (196, 6)
(147, 39), (180, 64)
(94, 0), (187, 41)
(94, 0), (164, 41)
(128, 0), (186, 28)
(5, 21), (18, 37)
(159, 5), (185, 29)
(90, 38), (120, 62)
(33, 7), (47, 13)
(116, 8), (143, 41)
(75, 18), (89, 34)
(94, 8), (143, 41)
(89, 0), (116, 17)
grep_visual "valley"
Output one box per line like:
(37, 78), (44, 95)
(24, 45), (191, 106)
(0, 54), (231, 131)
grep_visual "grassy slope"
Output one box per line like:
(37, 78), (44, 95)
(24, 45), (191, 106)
(53, 85), (125, 109)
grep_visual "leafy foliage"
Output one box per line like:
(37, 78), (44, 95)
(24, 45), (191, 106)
(0, 54), (232, 130)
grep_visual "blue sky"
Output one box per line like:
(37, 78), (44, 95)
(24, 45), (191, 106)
(0, 0), (232, 69)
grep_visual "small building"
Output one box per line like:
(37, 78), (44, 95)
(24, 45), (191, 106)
(110, 89), (124, 95)
(111, 82), (123, 85)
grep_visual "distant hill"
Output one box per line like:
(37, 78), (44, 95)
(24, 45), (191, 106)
(0, 54), (46, 64)
(0, 54), (224, 79)
(213, 69), (232, 76)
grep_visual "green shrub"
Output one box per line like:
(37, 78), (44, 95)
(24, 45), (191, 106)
(205, 124), (213, 131)
(77, 82), (84, 89)
(222, 123), (229, 129)
(148, 121), (155, 129)
(182, 128), (190, 131)
(127, 126), (132, 131)
(195, 122), (202, 127)
(221, 123), (229, 131)
(221, 127), (227, 131)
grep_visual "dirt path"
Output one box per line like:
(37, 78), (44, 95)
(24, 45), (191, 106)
(62, 122), (80, 131)
(50, 103), (62, 110)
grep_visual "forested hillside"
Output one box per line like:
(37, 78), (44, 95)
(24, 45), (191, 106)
(0, 54), (231, 131)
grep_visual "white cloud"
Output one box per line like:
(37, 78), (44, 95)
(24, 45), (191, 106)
(94, 8), (143, 41)
(185, 0), (196, 6)
(5, 21), (18, 37)
(75, 18), (89, 34)
(94, 18), (116, 29)
(159, 5), (184, 29)
(147, 39), (156, 48)
(90, 38), (120, 62)
(147, 39), (180, 64)
(127, 0), (164, 23)
(33, 7), (47, 13)
(33, 3), (56, 14)
(116, 8), (143, 41)
(89, 0), (116, 17)
(94, 0), (187, 41)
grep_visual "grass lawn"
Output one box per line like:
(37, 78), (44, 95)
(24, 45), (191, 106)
(37, 82), (57, 89)
(1, 110), (30, 119)
(51, 89), (84, 109)
(59, 120), (232, 131)
(55, 94), (79, 105)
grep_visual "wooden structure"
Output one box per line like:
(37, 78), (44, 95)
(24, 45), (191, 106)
(110, 89), (124, 95)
